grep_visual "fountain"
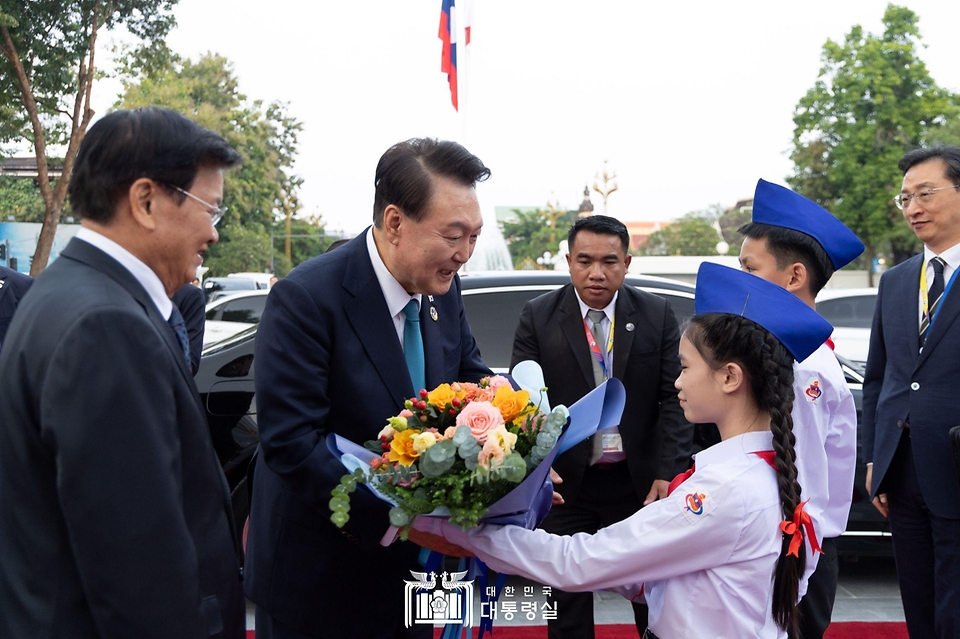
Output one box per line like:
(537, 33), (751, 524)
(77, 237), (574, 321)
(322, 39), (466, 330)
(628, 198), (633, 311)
(463, 207), (512, 272)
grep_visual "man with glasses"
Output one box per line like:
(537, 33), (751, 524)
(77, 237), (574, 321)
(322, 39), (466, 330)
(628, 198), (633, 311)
(0, 107), (245, 639)
(863, 145), (960, 638)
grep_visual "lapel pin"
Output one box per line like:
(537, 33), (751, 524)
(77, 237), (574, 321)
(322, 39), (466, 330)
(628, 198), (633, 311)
(625, 322), (635, 332)
(430, 306), (438, 321)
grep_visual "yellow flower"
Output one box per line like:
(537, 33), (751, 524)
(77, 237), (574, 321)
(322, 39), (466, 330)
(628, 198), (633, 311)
(427, 383), (465, 409)
(487, 425), (518, 455)
(491, 386), (531, 423)
(411, 431), (438, 454)
(388, 429), (420, 466)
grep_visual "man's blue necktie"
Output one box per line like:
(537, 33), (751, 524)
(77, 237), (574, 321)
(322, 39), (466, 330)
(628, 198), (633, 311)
(403, 299), (425, 393)
(168, 305), (192, 369)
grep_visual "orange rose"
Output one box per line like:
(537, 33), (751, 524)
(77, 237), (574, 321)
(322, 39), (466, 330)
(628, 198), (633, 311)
(388, 429), (420, 466)
(427, 383), (464, 409)
(491, 386), (531, 423)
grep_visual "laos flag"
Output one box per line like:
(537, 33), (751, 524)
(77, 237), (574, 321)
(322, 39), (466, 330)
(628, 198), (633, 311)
(439, 0), (458, 110)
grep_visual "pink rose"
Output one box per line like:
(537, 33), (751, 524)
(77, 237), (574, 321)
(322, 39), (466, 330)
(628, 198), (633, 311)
(399, 409), (414, 418)
(455, 401), (505, 444)
(487, 375), (512, 391)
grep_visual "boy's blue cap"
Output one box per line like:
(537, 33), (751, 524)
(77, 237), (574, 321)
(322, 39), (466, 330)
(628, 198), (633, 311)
(695, 263), (834, 362)
(752, 179), (865, 269)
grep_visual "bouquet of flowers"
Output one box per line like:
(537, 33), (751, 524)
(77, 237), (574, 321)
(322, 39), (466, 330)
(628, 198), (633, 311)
(329, 375), (568, 532)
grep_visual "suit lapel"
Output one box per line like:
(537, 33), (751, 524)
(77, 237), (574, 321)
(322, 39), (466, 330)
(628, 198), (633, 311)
(60, 239), (196, 393)
(341, 238), (413, 407)
(558, 286), (596, 388)
(917, 256), (960, 370)
(612, 287), (637, 380)
(421, 295), (443, 389)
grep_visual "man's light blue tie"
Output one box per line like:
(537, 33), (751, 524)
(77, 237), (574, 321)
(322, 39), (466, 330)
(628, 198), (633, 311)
(403, 299), (426, 393)
(168, 305), (192, 368)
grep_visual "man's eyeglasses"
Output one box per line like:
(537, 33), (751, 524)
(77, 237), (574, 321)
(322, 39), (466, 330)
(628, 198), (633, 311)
(893, 185), (960, 210)
(165, 184), (227, 226)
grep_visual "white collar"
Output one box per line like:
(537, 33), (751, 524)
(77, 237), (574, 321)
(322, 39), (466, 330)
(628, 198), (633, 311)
(365, 226), (421, 317)
(693, 431), (774, 470)
(923, 241), (960, 271)
(574, 288), (618, 322)
(75, 227), (172, 319)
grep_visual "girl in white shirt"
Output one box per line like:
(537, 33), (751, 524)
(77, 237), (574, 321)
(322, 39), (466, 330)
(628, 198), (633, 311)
(413, 263), (832, 639)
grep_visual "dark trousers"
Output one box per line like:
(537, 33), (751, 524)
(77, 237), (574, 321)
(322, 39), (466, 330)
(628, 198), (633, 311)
(539, 461), (647, 639)
(796, 536), (839, 639)
(886, 434), (960, 639)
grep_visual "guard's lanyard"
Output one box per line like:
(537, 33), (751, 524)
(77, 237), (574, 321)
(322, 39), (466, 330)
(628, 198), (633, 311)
(582, 314), (614, 379)
(920, 258), (960, 328)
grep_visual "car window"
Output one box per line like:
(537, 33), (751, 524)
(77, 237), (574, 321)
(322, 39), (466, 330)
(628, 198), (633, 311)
(462, 289), (553, 369)
(462, 285), (693, 371)
(206, 306), (222, 321)
(816, 295), (877, 329)
(220, 296), (267, 324)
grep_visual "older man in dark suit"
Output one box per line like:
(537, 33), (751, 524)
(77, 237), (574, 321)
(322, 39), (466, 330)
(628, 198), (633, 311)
(864, 145), (960, 638)
(245, 138), (492, 639)
(510, 214), (692, 638)
(0, 264), (32, 349)
(0, 108), (245, 639)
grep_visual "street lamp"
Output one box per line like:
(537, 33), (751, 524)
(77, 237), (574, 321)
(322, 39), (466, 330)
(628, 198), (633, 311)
(536, 251), (554, 269)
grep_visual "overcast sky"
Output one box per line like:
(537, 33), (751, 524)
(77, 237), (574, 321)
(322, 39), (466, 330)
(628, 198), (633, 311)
(92, 1), (960, 240)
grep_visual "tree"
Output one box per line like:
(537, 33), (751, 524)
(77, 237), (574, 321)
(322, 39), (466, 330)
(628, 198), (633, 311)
(116, 50), (304, 273)
(500, 207), (576, 269)
(270, 211), (333, 277)
(641, 204), (740, 257)
(789, 4), (960, 281)
(0, 175), (48, 222)
(203, 223), (271, 277)
(0, 1), (178, 275)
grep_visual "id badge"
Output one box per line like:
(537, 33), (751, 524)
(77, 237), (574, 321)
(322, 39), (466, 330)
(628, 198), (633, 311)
(601, 432), (623, 454)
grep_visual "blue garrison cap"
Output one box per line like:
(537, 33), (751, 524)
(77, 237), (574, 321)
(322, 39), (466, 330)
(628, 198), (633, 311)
(695, 263), (834, 362)
(751, 179), (865, 269)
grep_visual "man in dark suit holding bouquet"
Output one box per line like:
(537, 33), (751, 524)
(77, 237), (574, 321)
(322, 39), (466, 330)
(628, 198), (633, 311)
(245, 138), (493, 639)
(510, 215), (692, 638)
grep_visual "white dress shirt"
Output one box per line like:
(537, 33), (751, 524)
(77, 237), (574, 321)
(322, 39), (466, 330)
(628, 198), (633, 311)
(75, 227), (172, 320)
(365, 227), (421, 346)
(918, 242), (960, 329)
(416, 431), (789, 638)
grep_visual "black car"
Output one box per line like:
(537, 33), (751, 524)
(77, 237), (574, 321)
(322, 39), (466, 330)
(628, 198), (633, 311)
(196, 270), (890, 557)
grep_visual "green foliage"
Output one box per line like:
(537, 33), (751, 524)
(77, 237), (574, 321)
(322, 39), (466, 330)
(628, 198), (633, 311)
(0, 176), (49, 222)
(642, 205), (736, 256)
(0, 1), (177, 147)
(789, 4), (960, 271)
(0, 0), (179, 273)
(116, 51), (303, 232)
(270, 211), (333, 276)
(203, 223), (272, 278)
(116, 48), (304, 275)
(500, 208), (576, 268)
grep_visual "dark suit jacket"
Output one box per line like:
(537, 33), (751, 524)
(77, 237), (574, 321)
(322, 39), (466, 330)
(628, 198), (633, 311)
(244, 232), (490, 638)
(863, 253), (960, 518)
(0, 264), (33, 349)
(510, 283), (692, 507)
(172, 282), (207, 374)
(0, 238), (244, 639)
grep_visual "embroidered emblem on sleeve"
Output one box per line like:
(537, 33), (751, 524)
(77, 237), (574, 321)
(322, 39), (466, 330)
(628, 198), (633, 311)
(681, 491), (709, 523)
(803, 378), (822, 403)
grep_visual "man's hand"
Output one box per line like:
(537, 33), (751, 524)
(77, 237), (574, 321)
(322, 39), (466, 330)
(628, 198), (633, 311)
(865, 465), (889, 518)
(643, 479), (670, 506)
(407, 529), (474, 558)
(550, 467), (564, 506)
